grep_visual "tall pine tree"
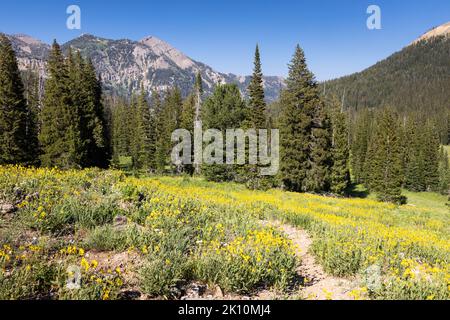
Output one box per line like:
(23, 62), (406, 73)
(133, 85), (153, 171)
(0, 34), (34, 165)
(279, 45), (332, 192)
(365, 109), (405, 204)
(247, 45), (267, 129)
(39, 41), (78, 168)
(329, 98), (350, 195)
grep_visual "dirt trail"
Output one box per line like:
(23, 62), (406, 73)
(264, 220), (360, 300)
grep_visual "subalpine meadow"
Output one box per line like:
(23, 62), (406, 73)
(0, 13), (449, 301)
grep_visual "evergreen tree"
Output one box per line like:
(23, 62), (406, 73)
(150, 90), (163, 172)
(202, 84), (247, 181)
(422, 121), (440, 191)
(350, 109), (371, 184)
(180, 93), (196, 175)
(39, 41), (78, 168)
(133, 85), (153, 171)
(81, 57), (110, 168)
(365, 109), (405, 204)
(22, 65), (41, 165)
(0, 34), (34, 165)
(154, 88), (182, 173)
(279, 46), (313, 191)
(244, 45), (273, 189)
(153, 90), (167, 173)
(247, 45), (267, 129)
(306, 97), (332, 192)
(66, 49), (84, 165)
(279, 45), (332, 192)
(404, 118), (426, 191)
(111, 98), (131, 167)
(438, 145), (450, 195)
(329, 99), (350, 195)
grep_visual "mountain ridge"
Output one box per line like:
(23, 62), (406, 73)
(413, 21), (450, 44)
(6, 33), (284, 101)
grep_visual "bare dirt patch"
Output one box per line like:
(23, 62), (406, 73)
(263, 220), (362, 300)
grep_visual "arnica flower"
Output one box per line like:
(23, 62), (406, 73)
(80, 258), (90, 272)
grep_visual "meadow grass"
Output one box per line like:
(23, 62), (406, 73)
(0, 166), (448, 300)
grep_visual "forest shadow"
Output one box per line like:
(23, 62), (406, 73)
(345, 183), (369, 198)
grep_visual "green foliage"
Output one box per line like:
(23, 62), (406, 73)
(202, 84), (247, 182)
(111, 98), (133, 167)
(329, 99), (350, 195)
(131, 86), (154, 171)
(247, 45), (267, 129)
(365, 109), (405, 204)
(437, 146), (450, 195)
(40, 42), (109, 169)
(39, 41), (77, 168)
(21, 65), (41, 166)
(323, 36), (450, 144)
(156, 88), (183, 173)
(0, 34), (36, 165)
(0, 249), (61, 300)
(350, 109), (372, 184)
(279, 45), (332, 192)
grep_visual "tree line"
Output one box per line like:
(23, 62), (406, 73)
(350, 108), (449, 203)
(323, 36), (450, 145)
(0, 34), (448, 204)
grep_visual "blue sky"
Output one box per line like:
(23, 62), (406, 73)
(0, 0), (449, 80)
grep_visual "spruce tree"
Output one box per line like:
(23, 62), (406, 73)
(22, 65), (41, 165)
(153, 90), (167, 173)
(247, 45), (267, 129)
(279, 45), (332, 192)
(306, 97), (332, 192)
(404, 118), (426, 191)
(351, 109), (372, 184)
(279, 46), (312, 191)
(39, 41), (78, 168)
(422, 121), (440, 191)
(133, 85), (153, 171)
(330, 99), (350, 195)
(202, 84), (247, 181)
(81, 57), (110, 168)
(180, 93), (196, 175)
(154, 88), (182, 173)
(150, 90), (163, 172)
(111, 98), (131, 167)
(438, 146), (450, 195)
(365, 109), (405, 204)
(0, 34), (33, 165)
(245, 45), (272, 189)
(66, 49), (84, 165)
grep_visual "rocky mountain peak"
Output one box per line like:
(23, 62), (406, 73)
(140, 35), (195, 70)
(12, 34), (44, 46)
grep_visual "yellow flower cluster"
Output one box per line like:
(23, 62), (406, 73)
(1, 166), (448, 299)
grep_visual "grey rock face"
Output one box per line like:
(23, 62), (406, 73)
(8, 33), (284, 102)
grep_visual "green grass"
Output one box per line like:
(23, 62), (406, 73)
(402, 190), (448, 213)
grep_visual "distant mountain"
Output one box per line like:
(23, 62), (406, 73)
(322, 21), (450, 120)
(7, 33), (284, 102)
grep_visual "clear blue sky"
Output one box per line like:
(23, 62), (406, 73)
(0, 0), (449, 80)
